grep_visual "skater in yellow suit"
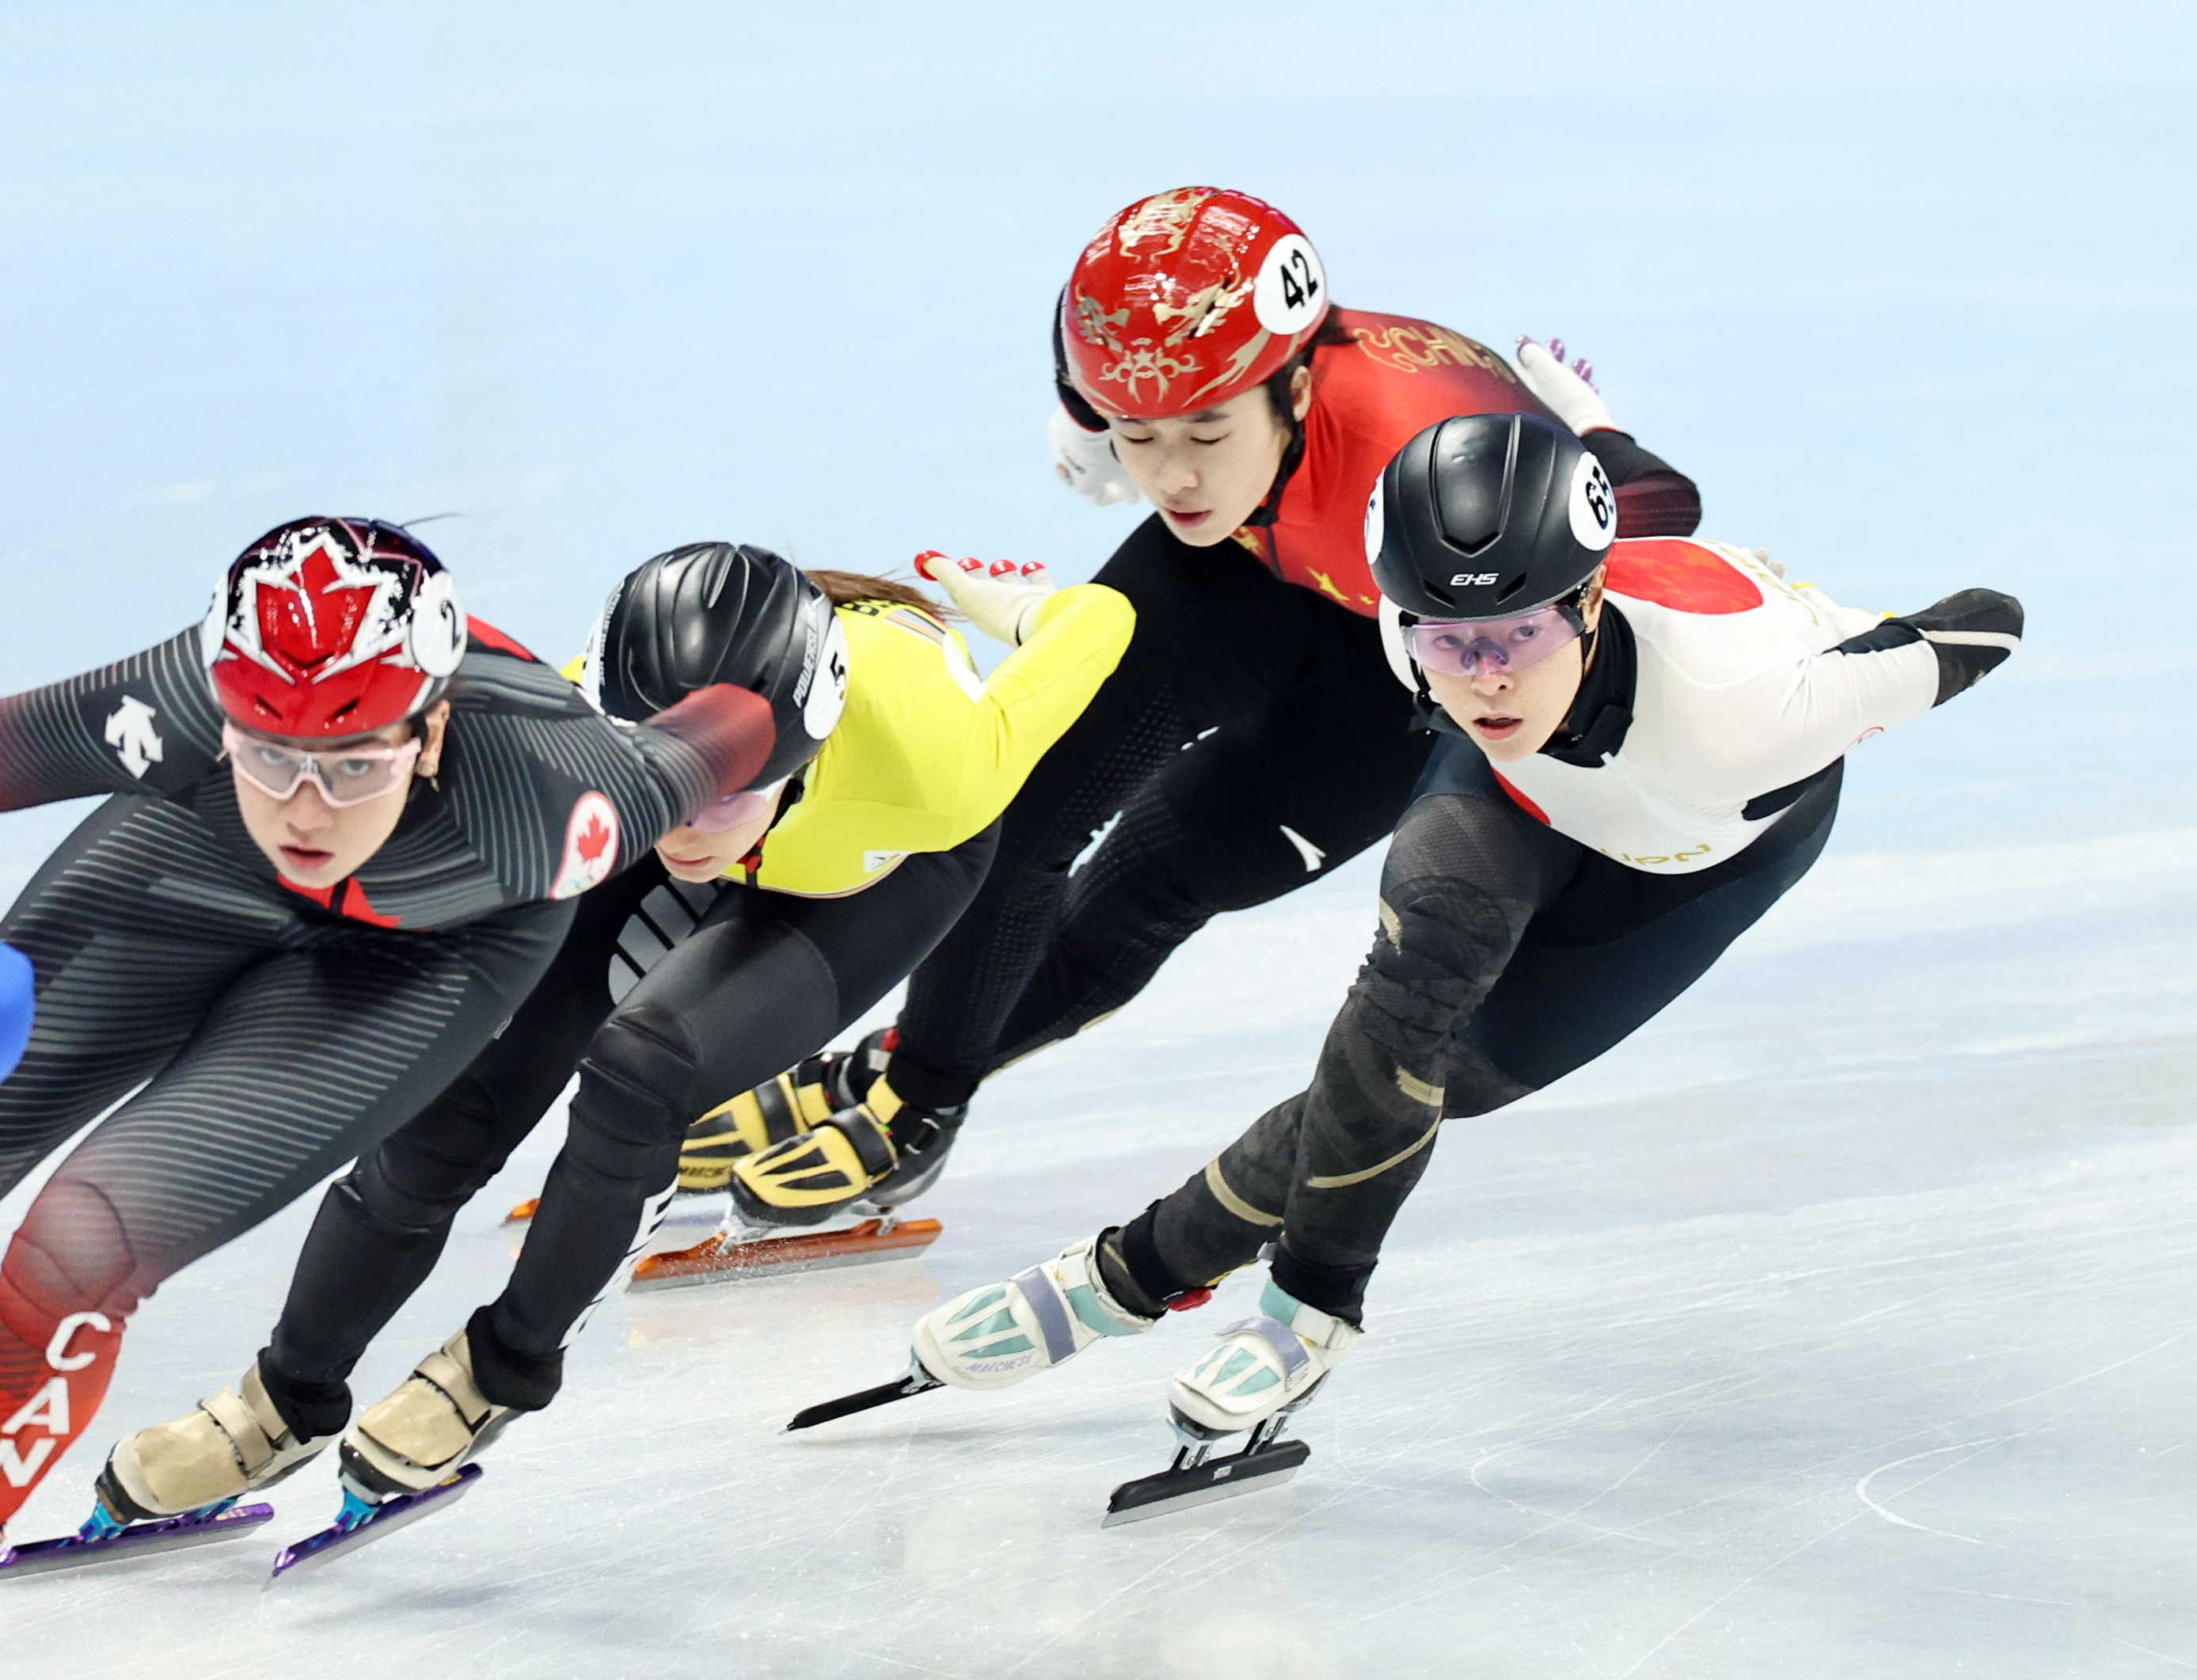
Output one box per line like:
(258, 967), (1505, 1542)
(100, 542), (1131, 1522)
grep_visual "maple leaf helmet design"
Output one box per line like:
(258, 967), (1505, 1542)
(581, 542), (848, 790)
(1061, 186), (1332, 421)
(204, 517), (466, 739)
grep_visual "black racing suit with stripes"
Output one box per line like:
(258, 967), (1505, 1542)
(0, 624), (766, 1526)
(1101, 545), (2024, 1325)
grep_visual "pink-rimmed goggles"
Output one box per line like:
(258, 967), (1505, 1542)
(1405, 601), (1587, 679)
(222, 723), (423, 807)
(688, 777), (789, 835)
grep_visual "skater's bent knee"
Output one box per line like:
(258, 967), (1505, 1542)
(572, 1003), (701, 1146)
(0, 1178), (142, 1330)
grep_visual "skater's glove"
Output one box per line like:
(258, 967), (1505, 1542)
(1515, 337), (1617, 436)
(914, 551), (1057, 648)
(1048, 405), (1139, 507)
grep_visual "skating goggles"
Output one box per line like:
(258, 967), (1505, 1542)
(222, 724), (424, 807)
(687, 777), (789, 834)
(1406, 602), (1587, 678)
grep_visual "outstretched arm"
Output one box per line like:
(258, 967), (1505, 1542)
(1515, 339), (1701, 538)
(1827, 587), (2024, 707)
(0, 628), (227, 811)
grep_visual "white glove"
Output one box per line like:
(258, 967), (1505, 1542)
(914, 551), (1058, 647)
(1047, 405), (1139, 507)
(1515, 337), (1617, 436)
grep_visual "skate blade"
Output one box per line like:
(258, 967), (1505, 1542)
(785, 1367), (945, 1431)
(629, 1217), (941, 1290)
(268, 1464), (483, 1580)
(1101, 1438), (1311, 1527)
(0, 1502), (275, 1579)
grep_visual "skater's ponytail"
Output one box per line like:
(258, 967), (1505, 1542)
(807, 569), (960, 621)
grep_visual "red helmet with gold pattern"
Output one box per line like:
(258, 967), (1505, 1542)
(1060, 187), (1332, 420)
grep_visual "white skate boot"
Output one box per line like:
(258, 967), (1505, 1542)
(95, 1359), (336, 1526)
(785, 1233), (1169, 1433)
(338, 1328), (517, 1499)
(1167, 1280), (1361, 1439)
(914, 1234), (1157, 1390)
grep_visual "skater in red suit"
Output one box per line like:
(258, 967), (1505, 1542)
(0, 517), (775, 1551)
(718, 185), (1707, 1225)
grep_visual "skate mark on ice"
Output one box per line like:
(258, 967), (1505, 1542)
(2109, 1635), (2197, 1671)
(1853, 1438), (2006, 1545)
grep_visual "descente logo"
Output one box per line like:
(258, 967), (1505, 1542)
(1449, 572), (1499, 587)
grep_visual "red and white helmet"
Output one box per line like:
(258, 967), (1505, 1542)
(203, 517), (466, 739)
(1061, 187), (1332, 420)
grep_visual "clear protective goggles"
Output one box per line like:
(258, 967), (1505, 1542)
(687, 777), (789, 835)
(222, 723), (423, 808)
(1405, 600), (1587, 679)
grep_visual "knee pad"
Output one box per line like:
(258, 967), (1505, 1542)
(0, 1177), (139, 1338)
(569, 1001), (701, 1163)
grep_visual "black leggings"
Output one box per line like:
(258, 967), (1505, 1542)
(264, 827), (998, 1417)
(891, 515), (1431, 1110)
(1127, 743), (1841, 1321)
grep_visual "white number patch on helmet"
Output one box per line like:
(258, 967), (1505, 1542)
(1568, 452), (1617, 553)
(1363, 484), (1385, 571)
(576, 583), (621, 715)
(409, 571), (467, 678)
(1253, 234), (1326, 336)
(803, 612), (850, 740)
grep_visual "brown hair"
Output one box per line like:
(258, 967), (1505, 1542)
(805, 568), (960, 619)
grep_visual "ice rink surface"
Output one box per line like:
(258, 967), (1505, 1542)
(1, 2), (2193, 1675)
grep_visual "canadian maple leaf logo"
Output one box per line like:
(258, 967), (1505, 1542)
(551, 792), (621, 900)
(576, 813), (611, 864)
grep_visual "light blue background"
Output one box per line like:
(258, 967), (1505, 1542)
(3, 1), (2191, 865)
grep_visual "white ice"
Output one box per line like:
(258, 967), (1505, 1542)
(1, 5), (2192, 1677)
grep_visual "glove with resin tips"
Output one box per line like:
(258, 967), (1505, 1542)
(1515, 336), (1617, 436)
(1048, 405), (1139, 507)
(915, 550), (1057, 648)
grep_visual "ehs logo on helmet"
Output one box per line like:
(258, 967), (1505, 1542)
(551, 791), (621, 900)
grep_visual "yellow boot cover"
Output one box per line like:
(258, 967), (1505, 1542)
(106, 1362), (328, 1518)
(731, 1083), (906, 1220)
(679, 1061), (841, 1192)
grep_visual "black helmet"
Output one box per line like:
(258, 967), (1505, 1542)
(1367, 412), (1616, 693)
(583, 542), (848, 787)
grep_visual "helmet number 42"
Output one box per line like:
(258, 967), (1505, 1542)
(1254, 234), (1327, 336)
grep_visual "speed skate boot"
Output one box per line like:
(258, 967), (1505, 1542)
(339, 1323), (523, 1503)
(678, 1027), (896, 1193)
(728, 1075), (963, 1226)
(91, 1359), (339, 1532)
(914, 1233), (1161, 1390)
(785, 1230), (1210, 1431)
(1168, 1279), (1360, 1441)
